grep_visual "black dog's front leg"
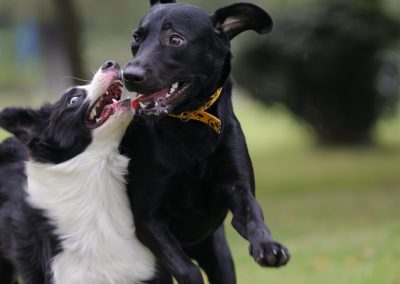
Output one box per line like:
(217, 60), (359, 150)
(221, 122), (290, 268)
(127, 169), (204, 284)
(135, 217), (204, 284)
(228, 183), (290, 267)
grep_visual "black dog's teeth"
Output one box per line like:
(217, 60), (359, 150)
(139, 100), (158, 110)
(146, 101), (156, 109)
(169, 82), (179, 95)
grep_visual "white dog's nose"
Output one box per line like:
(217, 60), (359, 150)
(102, 60), (120, 70)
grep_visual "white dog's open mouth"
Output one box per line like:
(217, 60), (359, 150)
(85, 80), (123, 128)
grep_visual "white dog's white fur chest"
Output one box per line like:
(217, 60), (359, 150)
(26, 141), (155, 284)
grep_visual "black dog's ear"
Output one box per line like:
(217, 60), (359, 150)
(0, 107), (40, 144)
(211, 3), (273, 40)
(150, 0), (176, 6)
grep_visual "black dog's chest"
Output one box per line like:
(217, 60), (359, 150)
(164, 175), (211, 211)
(155, 118), (221, 164)
(123, 120), (230, 244)
(159, 172), (229, 244)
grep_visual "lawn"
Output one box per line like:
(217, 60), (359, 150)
(1, 92), (400, 284)
(227, 93), (400, 284)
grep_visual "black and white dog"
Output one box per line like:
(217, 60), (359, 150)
(122, 1), (290, 284)
(0, 61), (155, 284)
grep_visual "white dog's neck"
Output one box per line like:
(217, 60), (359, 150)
(26, 141), (155, 284)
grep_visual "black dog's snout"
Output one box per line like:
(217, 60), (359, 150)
(102, 60), (120, 70)
(123, 66), (146, 83)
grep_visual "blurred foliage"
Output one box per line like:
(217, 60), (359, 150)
(1, 0), (399, 99)
(235, 0), (400, 145)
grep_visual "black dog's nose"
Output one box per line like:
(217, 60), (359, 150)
(123, 66), (145, 83)
(102, 60), (120, 70)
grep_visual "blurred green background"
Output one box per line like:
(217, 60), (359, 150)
(1, 0), (400, 283)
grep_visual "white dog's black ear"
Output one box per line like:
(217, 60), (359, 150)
(150, 0), (176, 6)
(211, 3), (273, 40)
(0, 107), (40, 144)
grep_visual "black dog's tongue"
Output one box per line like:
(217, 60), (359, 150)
(131, 87), (169, 111)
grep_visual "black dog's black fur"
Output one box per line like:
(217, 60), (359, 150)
(122, 1), (290, 284)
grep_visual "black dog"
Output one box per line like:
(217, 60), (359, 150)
(0, 61), (156, 284)
(122, 1), (290, 283)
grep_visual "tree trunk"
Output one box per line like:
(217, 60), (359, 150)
(52, 0), (86, 84)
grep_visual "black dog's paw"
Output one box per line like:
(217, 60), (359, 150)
(249, 241), (290, 267)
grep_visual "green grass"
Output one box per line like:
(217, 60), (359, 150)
(1, 92), (400, 284)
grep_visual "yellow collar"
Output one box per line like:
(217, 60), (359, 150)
(168, 87), (223, 134)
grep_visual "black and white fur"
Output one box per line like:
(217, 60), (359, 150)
(0, 61), (155, 284)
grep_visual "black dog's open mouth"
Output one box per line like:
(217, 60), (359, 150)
(131, 81), (192, 116)
(85, 80), (123, 128)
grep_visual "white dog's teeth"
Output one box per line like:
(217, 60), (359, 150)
(154, 101), (159, 107)
(91, 109), (97, 119)
(112, 99), (118, 103)
(139, 102), (147, 109)
(166, 93), (171, 98)
(172, 82), (179, 90)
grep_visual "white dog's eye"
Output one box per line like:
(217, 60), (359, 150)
(68, 96), (81, 106)
(169, 34), (184, 46)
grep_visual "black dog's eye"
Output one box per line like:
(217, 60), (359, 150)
(68, 96), (81, 107)
(169, 35), (185, 46)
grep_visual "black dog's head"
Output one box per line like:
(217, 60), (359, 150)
(123, 0), (272, 117)
(0, 61), (133, 164)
